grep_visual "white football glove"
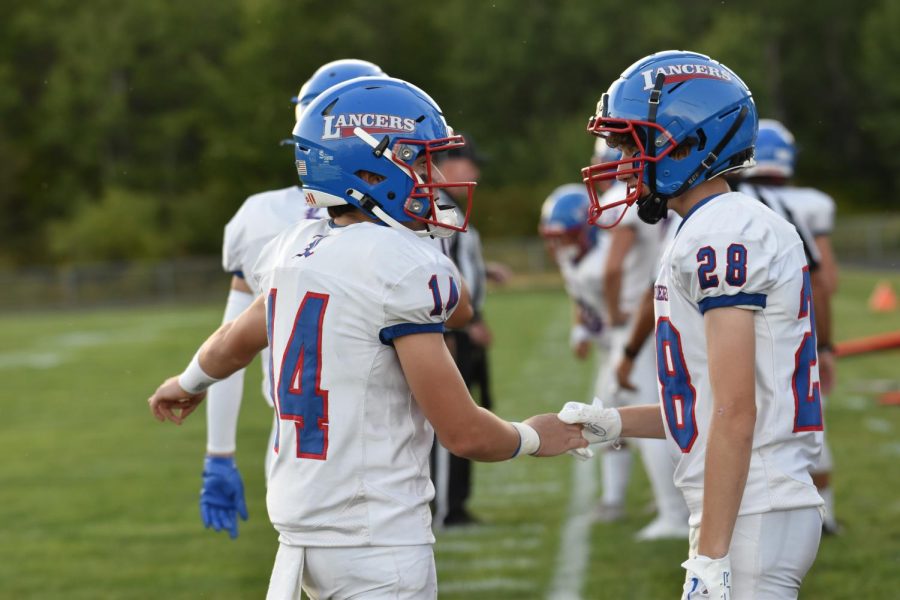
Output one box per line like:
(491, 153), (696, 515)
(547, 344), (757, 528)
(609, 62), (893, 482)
(557, 401), (622, 445)
(681, 554), (732, 600)
(569, 324), (592, 350)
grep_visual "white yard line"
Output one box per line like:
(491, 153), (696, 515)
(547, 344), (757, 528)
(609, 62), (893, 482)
(546, 455), (597, 600)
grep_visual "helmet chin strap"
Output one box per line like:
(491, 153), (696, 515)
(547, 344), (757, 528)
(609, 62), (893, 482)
(345, 189), (458, 238)
(636, 73), (670, 225)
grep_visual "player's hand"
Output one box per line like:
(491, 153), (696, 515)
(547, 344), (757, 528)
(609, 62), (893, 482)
(569, 324), (592, 360)
(681, 554), (732, 599)
(468, 320), (493, 347)
(557, 401), (622, 444)
(573, 340), (592, 360)
(615, 356), (637, 391)
(522, 413), (589, 457)
(148, 376), (205, 425)
(818, 347), (836, 395)
(200, 455), (249, 539)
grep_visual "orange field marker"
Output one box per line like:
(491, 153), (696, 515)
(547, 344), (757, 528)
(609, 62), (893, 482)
(868, 280), (898, 313)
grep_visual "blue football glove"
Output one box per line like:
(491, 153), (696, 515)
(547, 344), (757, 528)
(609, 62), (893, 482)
(200, 455), (248, 539)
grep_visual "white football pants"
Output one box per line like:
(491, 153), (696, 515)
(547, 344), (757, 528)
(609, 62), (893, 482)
(267, 543), (436, 600)
(685, 507), (823, 599)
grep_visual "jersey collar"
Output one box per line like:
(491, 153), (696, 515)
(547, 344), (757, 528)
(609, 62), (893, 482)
(675, 192), (726, 236)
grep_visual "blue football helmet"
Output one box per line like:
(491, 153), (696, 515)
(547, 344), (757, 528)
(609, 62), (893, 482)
(293, 59), (385, 121)
(582, 50), (758, 227)
(591, 136), (620, 165)
(292, 76), (474, 238)
(742, 119), (795, 179)
(539, 184), (592, 236)
(539, 184), (599, 251)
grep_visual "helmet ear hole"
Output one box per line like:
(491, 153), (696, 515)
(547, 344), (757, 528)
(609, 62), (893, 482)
(354, 170), (387, 185)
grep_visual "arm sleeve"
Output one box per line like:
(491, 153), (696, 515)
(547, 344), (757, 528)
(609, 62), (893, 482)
(379, 258), (461, 345)
(671, 228), (784, 315)
(205, 287), (254, 454)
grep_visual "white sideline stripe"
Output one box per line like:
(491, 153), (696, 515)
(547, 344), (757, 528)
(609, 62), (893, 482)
(440, 578), (535, 593)
(439, 556), (537, 572)
(864, 417), (893, 434)
(546, 453), (597, 600)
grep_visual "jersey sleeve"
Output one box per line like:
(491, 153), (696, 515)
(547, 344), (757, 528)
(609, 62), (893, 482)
(808, 192), (835, 236)
(222, 201), (251, 277)
(671, 228), (785, 315)
(379, 256), (462, 345)
(247, 233), (283, 297)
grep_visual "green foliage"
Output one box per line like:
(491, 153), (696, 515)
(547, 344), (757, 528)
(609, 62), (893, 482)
(1, 0), (896, 264)
(47, 187), (171, 262)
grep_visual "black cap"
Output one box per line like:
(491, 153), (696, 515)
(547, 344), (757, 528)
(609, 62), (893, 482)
(443, 132), (489, 165)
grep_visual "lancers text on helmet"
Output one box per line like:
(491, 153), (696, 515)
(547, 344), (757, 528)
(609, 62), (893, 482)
(640, 64), (732, 90)
(322, 113), (417, 140)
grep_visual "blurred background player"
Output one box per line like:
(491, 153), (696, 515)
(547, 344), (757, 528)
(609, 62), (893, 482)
(565, 50), (824, 599)
(737, 119), (841, 534)
(593, 138), (690, 539)
(148, 75), (588, 599)
(539, 182), (630, 521)
(430, 133), (498, 527)
(201, 59), (385, 539)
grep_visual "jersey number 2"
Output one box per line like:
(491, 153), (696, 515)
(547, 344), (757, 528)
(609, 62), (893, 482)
(267, 289), (330, 459)
(793, 266), (823, 431)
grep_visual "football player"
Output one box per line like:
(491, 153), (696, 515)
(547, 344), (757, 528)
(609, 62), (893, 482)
(539, 182), (633, 521)
(148, 76), (587, 599)
(200, 59), (386, 540)
(594, 140), (690, 539)
(737, 119), (840, 535)
(562, 51), (824, 599)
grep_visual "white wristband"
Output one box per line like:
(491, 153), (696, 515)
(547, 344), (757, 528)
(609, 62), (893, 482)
(569, 324), (592, 349)
(177, 352), (222, 395)
(510, 422), (541, 458)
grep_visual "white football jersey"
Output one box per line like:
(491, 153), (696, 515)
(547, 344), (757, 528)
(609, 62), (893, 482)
(252, 220), (461, 547)
(557, 239), (608, 337)
(653, 192), (824, 526)
(773, 186), (836, 237)
(736, 182), (823, 268)
(222, 186), (327, 406)
(223, 186), (327, 280)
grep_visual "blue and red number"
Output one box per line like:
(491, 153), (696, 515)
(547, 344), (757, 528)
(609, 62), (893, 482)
(656, 318), (698, 452)
(793, 266), (823, 431)
(696, 246), (719, 290)
(272, 291), (330, 459)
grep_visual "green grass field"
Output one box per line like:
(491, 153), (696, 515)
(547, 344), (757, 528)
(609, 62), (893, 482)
(1, 269), (899, 599)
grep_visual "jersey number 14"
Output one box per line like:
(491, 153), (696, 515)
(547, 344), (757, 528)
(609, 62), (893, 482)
(267, 289), (330, 460)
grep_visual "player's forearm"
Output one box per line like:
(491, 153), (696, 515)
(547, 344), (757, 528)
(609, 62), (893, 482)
(618, 404), (666, 438)
(199, 322), (262, 379)
(811, 271), (832, 348)
(815, 236), (839, 295)
(603, 269), (625, 323)
(439, 406), (521, 461)
(698, 408), (755, 558)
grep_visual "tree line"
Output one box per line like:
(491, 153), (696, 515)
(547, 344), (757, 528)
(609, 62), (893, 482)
(1, 0), (895, 265)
